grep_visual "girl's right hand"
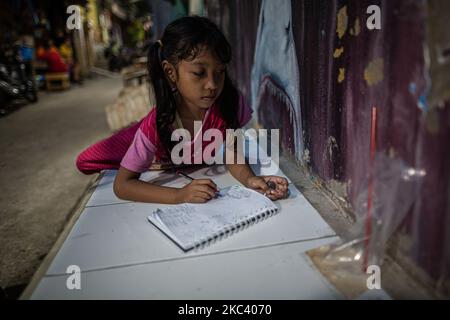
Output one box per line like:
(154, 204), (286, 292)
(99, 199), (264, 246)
(176, 179), (219, 203)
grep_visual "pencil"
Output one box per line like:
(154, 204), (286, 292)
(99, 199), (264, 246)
(177, 171), (194, 181)
(176, 170), (220, 193)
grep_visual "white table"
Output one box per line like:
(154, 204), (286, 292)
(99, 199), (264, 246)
(27, 163), (343, 299)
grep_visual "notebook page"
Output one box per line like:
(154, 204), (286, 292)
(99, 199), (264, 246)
(149, 185), (278, 250)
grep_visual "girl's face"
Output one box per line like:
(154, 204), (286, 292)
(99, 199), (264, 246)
(165, 47), (226, 113)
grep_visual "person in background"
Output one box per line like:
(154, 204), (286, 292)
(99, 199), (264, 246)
(54, 30), (65, 48)
(41, 40), (68, 73)
(17, 34), (35, 77)
(35, 39), (47, 61)
(104, 39), (123, 71)
(59, 37), (81, 83)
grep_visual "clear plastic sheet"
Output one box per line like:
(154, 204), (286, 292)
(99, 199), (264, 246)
(308, 153), (425, 297)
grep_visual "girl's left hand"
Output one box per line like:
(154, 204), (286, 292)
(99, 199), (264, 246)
(245, 175), (289, 200)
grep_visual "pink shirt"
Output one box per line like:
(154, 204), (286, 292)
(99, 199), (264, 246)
(120, 95), (253, 173)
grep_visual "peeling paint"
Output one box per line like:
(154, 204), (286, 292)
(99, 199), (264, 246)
(324, 136), (338, 161)
(364, 58), (384, 86)
(338, 67), (345, 83)
(350, 18), (361, 36)
(336, 6), (348, 39)
(328, 179), (348, 202)
(302, 148), (311, 164)
(333, 47), (344, 58)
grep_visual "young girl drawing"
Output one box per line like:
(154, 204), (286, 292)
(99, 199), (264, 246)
(76, 16), (288, 204)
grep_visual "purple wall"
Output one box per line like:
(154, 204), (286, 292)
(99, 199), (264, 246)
(206, 0), (450, 295)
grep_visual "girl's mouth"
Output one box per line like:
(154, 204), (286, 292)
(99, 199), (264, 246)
(201, 96), (216, 101)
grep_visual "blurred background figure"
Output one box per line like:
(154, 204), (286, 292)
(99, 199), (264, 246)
(39, 39), (68, 73)
(104, 39), (123, 72)
(59, 37), (82, 84)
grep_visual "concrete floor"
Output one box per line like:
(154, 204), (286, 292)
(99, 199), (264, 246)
(0, 75), (122, 297)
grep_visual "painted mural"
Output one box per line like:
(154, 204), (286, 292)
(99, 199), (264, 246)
(251, 0), (303, 160)
(205, 0), (450, 296)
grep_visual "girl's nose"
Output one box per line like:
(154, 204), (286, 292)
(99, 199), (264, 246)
(205, 74), (219, 90)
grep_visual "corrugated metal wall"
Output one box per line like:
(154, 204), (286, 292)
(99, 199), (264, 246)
(205, 0), (450, 295)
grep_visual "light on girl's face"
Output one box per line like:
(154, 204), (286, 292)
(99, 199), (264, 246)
(176, 48), (226, 110)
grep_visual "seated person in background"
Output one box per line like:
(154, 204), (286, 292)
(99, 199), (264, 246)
(59, 38), (73, 65)
(42, 40), (68, 73)
(34, 40), (49, 86)
(59, 37), (81, 83)
(36, 41), (46, 61)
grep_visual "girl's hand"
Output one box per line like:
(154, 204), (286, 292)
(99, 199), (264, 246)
(176, 179), (219, 203)
(245, 175), (289, 201)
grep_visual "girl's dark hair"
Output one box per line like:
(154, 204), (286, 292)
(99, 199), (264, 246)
(147, 16), (239, 159)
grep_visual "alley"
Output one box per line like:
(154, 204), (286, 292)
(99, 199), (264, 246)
(0, 75), (121, 295)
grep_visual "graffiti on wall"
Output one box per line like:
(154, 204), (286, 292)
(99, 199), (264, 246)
(251, 0), (304, 160)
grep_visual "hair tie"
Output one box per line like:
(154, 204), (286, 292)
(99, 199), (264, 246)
(157, 40), (163, 48)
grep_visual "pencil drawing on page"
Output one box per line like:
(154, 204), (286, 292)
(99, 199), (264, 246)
(148, 185), (278, 251)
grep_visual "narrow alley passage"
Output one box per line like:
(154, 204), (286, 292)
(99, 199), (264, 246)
(0, 75), (121, 296)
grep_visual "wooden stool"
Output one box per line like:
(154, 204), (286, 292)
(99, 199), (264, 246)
(46, 73), (70, 91)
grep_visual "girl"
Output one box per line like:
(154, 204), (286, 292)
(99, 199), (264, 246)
(76, 16), (288, 204)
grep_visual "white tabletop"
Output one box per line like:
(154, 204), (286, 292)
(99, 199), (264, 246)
(29, 163), (341, 299)
(31, 237), (341, 299)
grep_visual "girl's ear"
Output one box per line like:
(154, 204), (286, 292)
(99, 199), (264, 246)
(161, 60), (177, 84)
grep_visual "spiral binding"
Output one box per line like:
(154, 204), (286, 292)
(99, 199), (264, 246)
(193, 205), (279, 251)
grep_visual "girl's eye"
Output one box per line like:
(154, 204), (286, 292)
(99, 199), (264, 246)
(193, 68), (225, 77)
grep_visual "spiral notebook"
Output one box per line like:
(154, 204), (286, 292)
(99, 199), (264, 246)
(148, 185), (279, 251)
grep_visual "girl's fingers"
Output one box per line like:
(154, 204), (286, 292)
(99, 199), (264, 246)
(266, 193), (278, 200)
(254, 185), (271, 196)
(266, 176), (288, 186)
(193, 179), (217, 188)
(254, 178), (270, 192)
(264, 176), (289, 197)
(266, 187), (289, 200)
(267, 190), (281, 198)
(191, 196), (208, 203)
(193, 191), (212, 201)
(198, 185), (216, 198)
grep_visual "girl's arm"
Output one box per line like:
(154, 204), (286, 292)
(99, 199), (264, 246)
(113, 166), (218, 204)
(225, 162), (256, 188)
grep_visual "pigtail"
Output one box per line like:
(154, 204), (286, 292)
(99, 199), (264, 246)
(147, 40), (177, 159)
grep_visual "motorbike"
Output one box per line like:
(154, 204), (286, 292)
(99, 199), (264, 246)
(0, 44), (38, 114)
